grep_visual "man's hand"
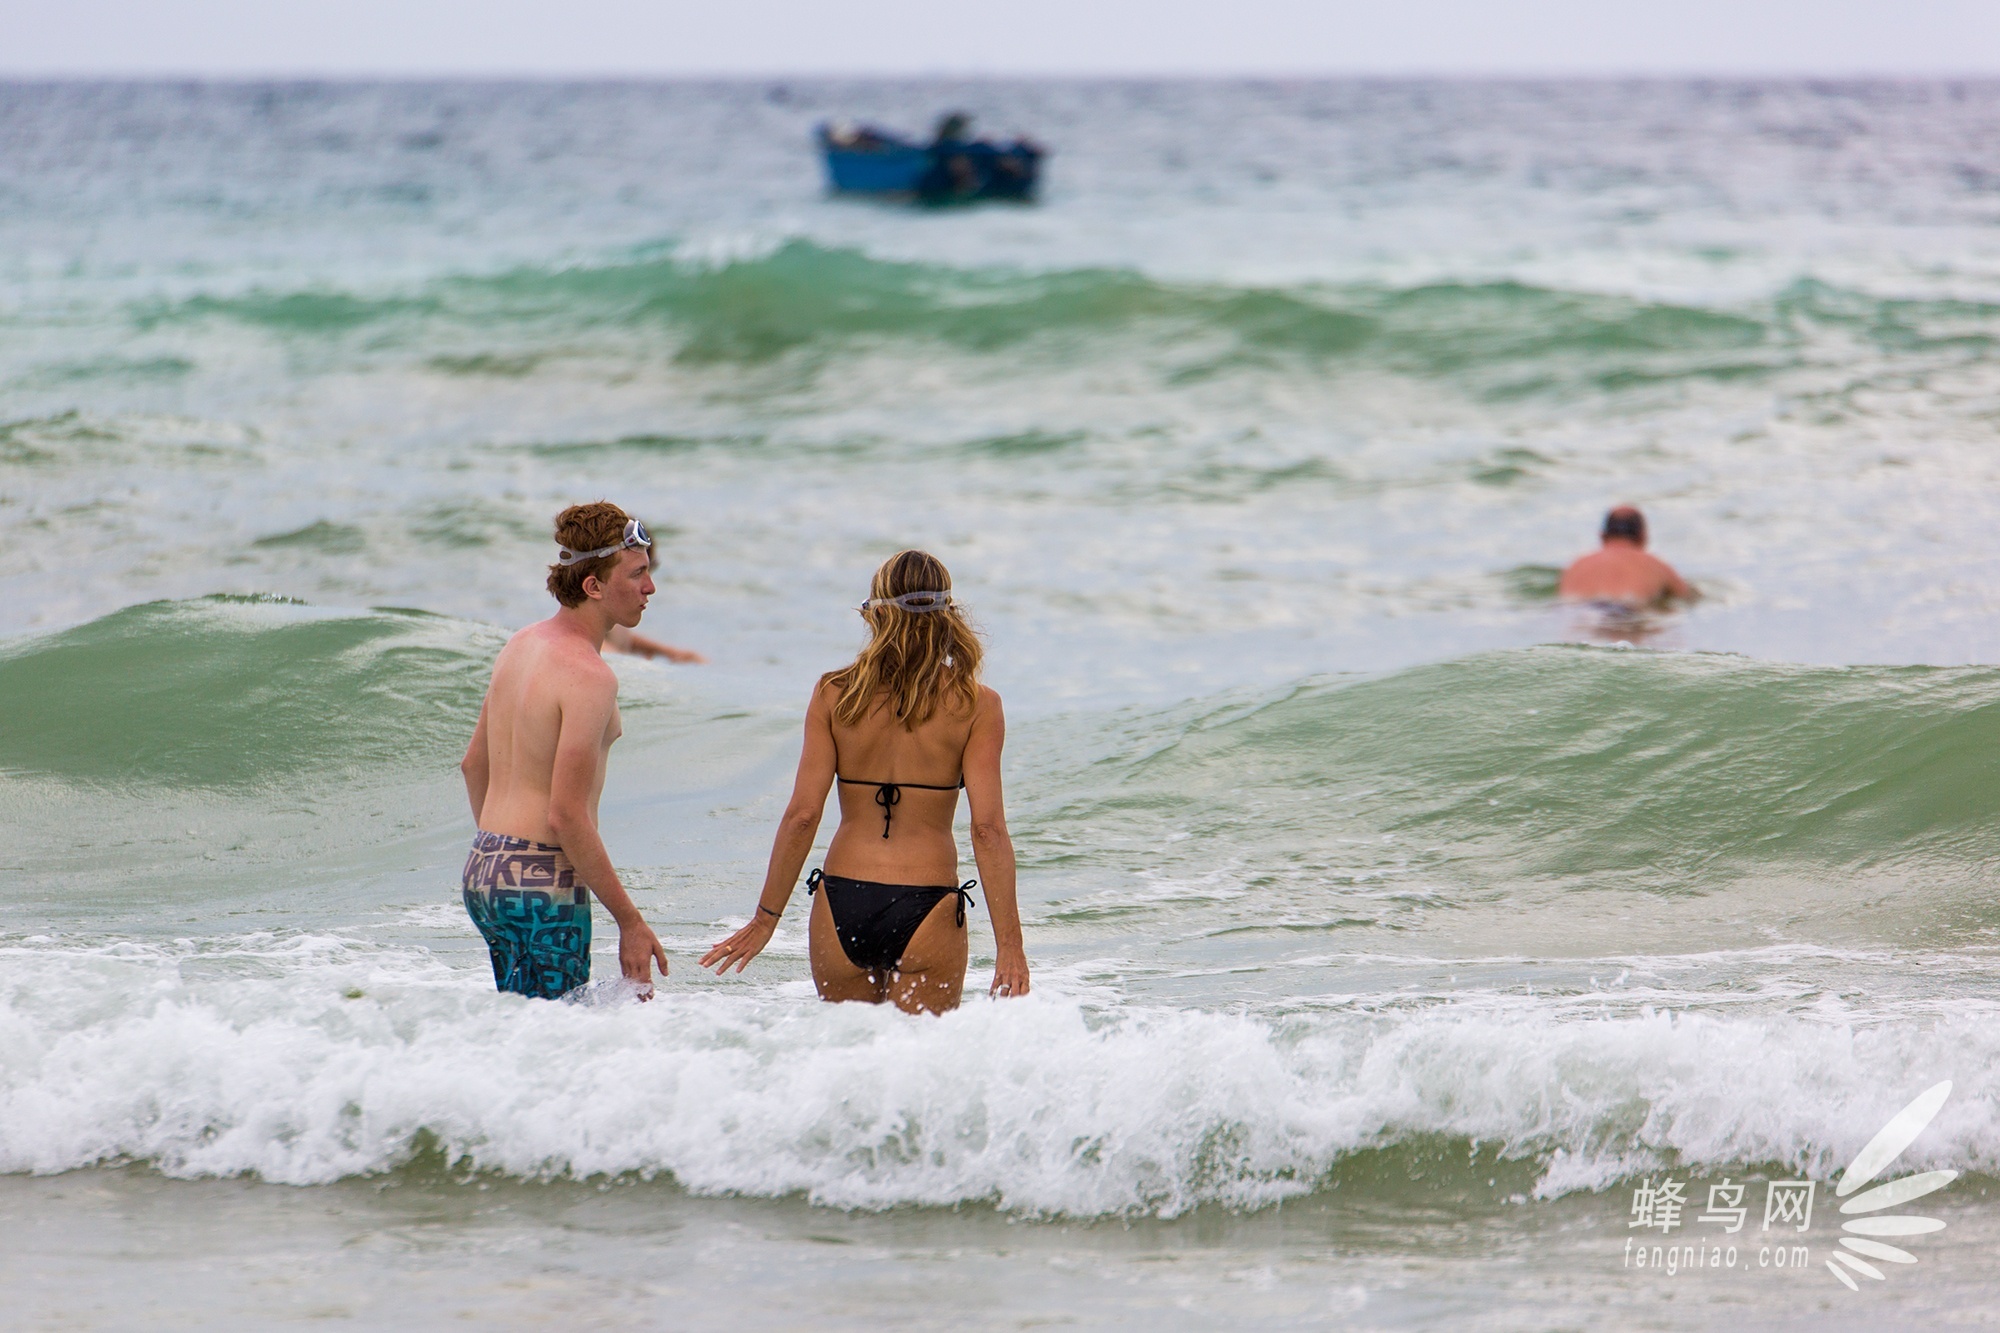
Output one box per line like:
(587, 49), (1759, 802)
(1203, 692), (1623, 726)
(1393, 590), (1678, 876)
(619, 921), (670, 998)
(990, 947), (1030, 999)
(700, 915), (776, 975)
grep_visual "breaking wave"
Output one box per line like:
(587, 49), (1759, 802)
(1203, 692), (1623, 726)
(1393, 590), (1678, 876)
(135, 241), (2000, 397)
(1032, 646), (2000, 894)
(0, 597), (500, 787)
(0, 934), (1987, 1214)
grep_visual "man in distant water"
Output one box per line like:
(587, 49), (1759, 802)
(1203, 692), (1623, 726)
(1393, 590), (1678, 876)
(604, 519), (706, 663)
(457, 501), (670, 1000)
(1557, 505), (1696, 608)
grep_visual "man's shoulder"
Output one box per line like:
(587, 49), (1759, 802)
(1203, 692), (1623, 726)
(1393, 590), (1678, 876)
(513, 621), (618, 688)
(1646, 553), (1691, 594)
(1619, 549), (1680, 584)
(1560, 548), (1605, 573)
(1556, 550), (1604, 586)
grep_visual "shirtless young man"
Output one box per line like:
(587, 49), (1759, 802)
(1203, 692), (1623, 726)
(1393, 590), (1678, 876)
(1556, 505), (1697, 609)
(457, 501), (670, 1000)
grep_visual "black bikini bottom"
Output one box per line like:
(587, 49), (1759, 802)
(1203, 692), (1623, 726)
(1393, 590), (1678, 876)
(807, 868), (977, 973)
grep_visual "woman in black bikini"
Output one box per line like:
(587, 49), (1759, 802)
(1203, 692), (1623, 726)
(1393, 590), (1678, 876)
(699, 550), (1030, 1014)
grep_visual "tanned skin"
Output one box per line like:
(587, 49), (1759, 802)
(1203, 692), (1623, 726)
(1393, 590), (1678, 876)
(460, 547), (670, 989)
(699, 681), (1029, 1015)
(1557, 517), (1696, 609)
(604, 624), (706, 663)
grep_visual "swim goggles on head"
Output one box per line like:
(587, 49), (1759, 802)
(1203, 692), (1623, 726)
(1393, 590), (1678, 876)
(555, 518), (651, 566)
(861, 589), (954, 614)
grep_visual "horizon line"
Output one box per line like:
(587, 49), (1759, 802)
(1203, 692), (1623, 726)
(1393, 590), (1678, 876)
(6, 67), (2000, 82)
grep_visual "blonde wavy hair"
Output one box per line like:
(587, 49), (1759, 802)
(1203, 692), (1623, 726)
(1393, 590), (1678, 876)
(824, 550), (982, 729)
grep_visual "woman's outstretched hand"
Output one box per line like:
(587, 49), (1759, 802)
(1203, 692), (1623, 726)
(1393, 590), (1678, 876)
(701, 915), (776, 974)
(990, 946), (1030, 999)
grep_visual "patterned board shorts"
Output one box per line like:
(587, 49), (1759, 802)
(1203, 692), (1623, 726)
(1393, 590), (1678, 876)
(462, 830), (592, 999)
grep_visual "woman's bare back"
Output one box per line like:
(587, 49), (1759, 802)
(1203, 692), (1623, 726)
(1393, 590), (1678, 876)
(699, 548), (1027, 1013)
(823, 682), (977, 885)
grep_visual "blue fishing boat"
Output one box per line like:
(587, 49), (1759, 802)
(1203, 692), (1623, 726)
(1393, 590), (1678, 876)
(818, 114), (1044, 204)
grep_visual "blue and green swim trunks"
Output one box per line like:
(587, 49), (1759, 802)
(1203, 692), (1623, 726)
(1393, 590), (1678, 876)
(462, 830), (592, 999)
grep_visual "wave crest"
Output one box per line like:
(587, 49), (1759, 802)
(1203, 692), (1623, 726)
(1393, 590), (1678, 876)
(0, 598), (500, 788)
(1037, 648), (2000, 893)
(1, 938), (1988, 1214)
(141, 242), (1815, 395)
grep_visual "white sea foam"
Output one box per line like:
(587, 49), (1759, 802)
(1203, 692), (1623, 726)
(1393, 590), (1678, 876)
(2, 936), (1994, 1217)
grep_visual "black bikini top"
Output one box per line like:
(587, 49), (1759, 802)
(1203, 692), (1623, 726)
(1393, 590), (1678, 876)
(838, 774), (964, 838)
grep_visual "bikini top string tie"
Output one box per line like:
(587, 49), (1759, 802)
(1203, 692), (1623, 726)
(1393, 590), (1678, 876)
(837, 775), (962, 838)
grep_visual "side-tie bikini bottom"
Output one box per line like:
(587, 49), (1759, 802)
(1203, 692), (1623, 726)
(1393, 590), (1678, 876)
(807, 868), (977, 972)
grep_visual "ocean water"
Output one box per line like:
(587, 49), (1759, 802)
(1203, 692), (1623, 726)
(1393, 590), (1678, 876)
(6, 79), (2000, 1328)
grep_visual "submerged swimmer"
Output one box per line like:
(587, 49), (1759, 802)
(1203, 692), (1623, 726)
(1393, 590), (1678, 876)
(699, 550), (1030, 1014)
(458, 502), (670, 1000)
(603, 519), (706, 664)
(1556, 505), (1696, 609)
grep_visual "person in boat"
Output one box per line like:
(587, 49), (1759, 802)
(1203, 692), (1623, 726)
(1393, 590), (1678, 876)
(602, 520), (706, 663)
(920, 111), (982, 201)
(930, 111), (972, 150)
(699, 550), (1029, 1014)
(1557, 505), (1697, 609)
(825, 120), (895, 152)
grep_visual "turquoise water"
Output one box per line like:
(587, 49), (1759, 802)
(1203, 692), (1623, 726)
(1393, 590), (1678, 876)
(6, 79), (2000, 1328)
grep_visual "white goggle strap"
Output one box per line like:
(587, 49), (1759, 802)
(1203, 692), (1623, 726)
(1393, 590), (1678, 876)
(863, 590), (954, 613)
(555, 519), (651, 567)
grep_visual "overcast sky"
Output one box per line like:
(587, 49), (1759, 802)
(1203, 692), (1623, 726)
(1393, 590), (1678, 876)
(6, 0), (1999, 77)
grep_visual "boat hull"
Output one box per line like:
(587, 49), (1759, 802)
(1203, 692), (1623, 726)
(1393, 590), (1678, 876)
(818, 124), (1043, 203)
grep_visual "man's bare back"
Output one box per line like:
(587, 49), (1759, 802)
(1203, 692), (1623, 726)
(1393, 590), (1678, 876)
(458, 504), (669, 998)
(474, 623), (624, 845)
(1557, 506), (1695, 609)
